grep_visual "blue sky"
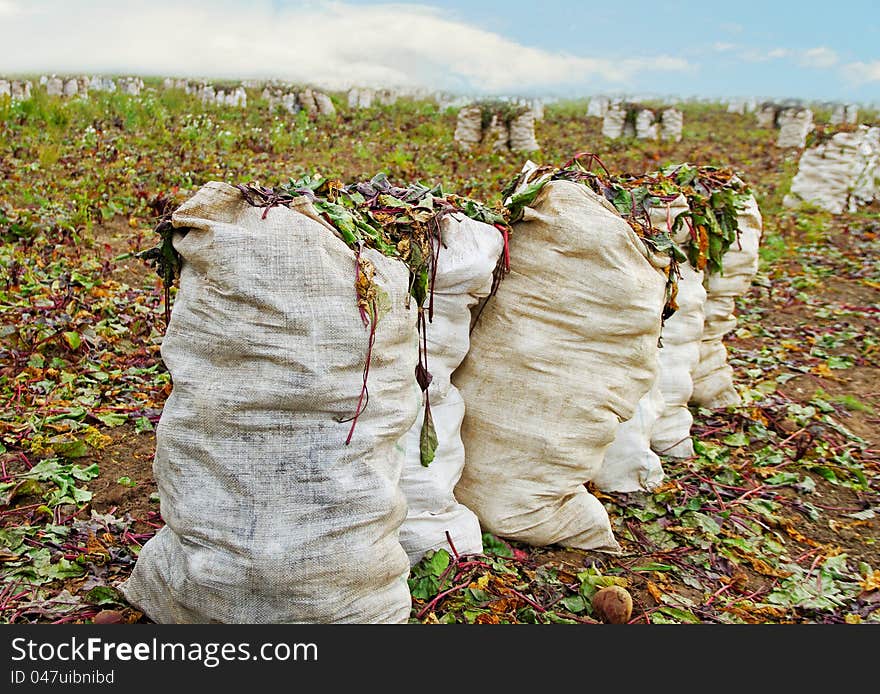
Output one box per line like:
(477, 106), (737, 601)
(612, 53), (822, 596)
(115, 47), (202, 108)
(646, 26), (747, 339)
(1, 0), (878, 102)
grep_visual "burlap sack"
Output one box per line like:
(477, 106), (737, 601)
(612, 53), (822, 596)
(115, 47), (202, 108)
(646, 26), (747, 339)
(509, 111), (540, 152)
(455, 105), (483, 149)
(660, 109), (683, 142)
(635, 109), (658, 140)
(120, 182), (420, 623)
(399, 215), (504, 564)
(690, 192), (763, 408)
(602, 104), (626, 139)
(454, 180), (668, 551)
(784, 126), (879, 214)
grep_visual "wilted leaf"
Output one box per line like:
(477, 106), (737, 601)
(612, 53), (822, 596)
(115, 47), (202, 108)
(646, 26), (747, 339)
(85, 586), (123, 606)
(657, 606), (700, 623)
(95, 413), (127, 427)
(3, 478), (43, 505)
(419, 408), (438, 467)
(561, 595), (587, 613)
(723, 432), (750, 447)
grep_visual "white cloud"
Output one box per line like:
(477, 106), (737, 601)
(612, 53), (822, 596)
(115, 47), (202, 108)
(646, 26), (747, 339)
(0, 0), (692, 94)
(799, 47), (838, 69)
(0, 0), (33, 15)
(740, 47), (791, 62)
(712, 42), (737, 52)
(841, 61), (880, 84)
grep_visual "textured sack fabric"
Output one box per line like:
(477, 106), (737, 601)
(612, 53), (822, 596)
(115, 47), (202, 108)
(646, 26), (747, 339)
(530, 99), (545, 121)
(587, 97), (608, 119)
(46, 77), (63, 96)
(830, 104), (858, 125)
(776, 108), (813, 148)
(509, 111), (540, 152)
(851, 127), (880, 206)
(348, 88), (374, 109)
(660, 109), (684, 142)
(454, 180), (667, 552)
(455, 105), (483, 149)
(62, 79), (79, 98)
(399, 215), (504, 564)
(635, 109), (658, 140)
(602, 104), (626, 139)
(314, 92), (336, 116)
(648, 195), (705, 458)
(229, 87), (248, 108)
(690, 192), (763, 408)
(484, 114), (510, 152)
(598, 194), (688, 489)
(595, 379), (666, 492)
(298, 89), (318, 116)
(784, 126), (879, 214)
(651, 262), (706, 457)
(756, 105), (777, 129)
(119, 77), (143, 96)
(120, 182), (420, 624)
(10, 80), (32, 101)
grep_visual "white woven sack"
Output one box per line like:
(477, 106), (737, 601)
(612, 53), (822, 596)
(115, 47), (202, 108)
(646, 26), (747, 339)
(756, 105), (777, 129)
(635, 109), (658, 140)
(484, 114), (510, 152)
(587, 97), (607, 118)
(660, 109), (683, 142)
(531, 99), (545, 121)
(646, 195), (706, 458)
(784, 127), (877, 214)
(46, 77), (63, 97)
(852, 127), (880, 206)
(595, 379), (666, 492)
(399, 216), (504, 564)
(598, 194), (688, 489)
(358, 89), (374, 109)
(454, 180), (668, 552)
(509, 111), (540, 152)
(776, 109), (813, 148)
(120, 182), (420, 624)
(314, 92), (336, 116)
(602, 105), (626, 139)
(690, 192), (763, 408)
(298, 89), (318, 115)
(651, 262), (706, 458)
(455, 105), (483, 149)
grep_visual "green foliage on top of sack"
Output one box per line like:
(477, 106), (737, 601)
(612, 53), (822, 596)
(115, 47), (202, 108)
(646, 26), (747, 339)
(278, 172), (507, 309)
(473, 100), (532, 130)
(500, 153), (687, 317)
(658, 163), (752, 275)
(502, 157), (753, 279)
